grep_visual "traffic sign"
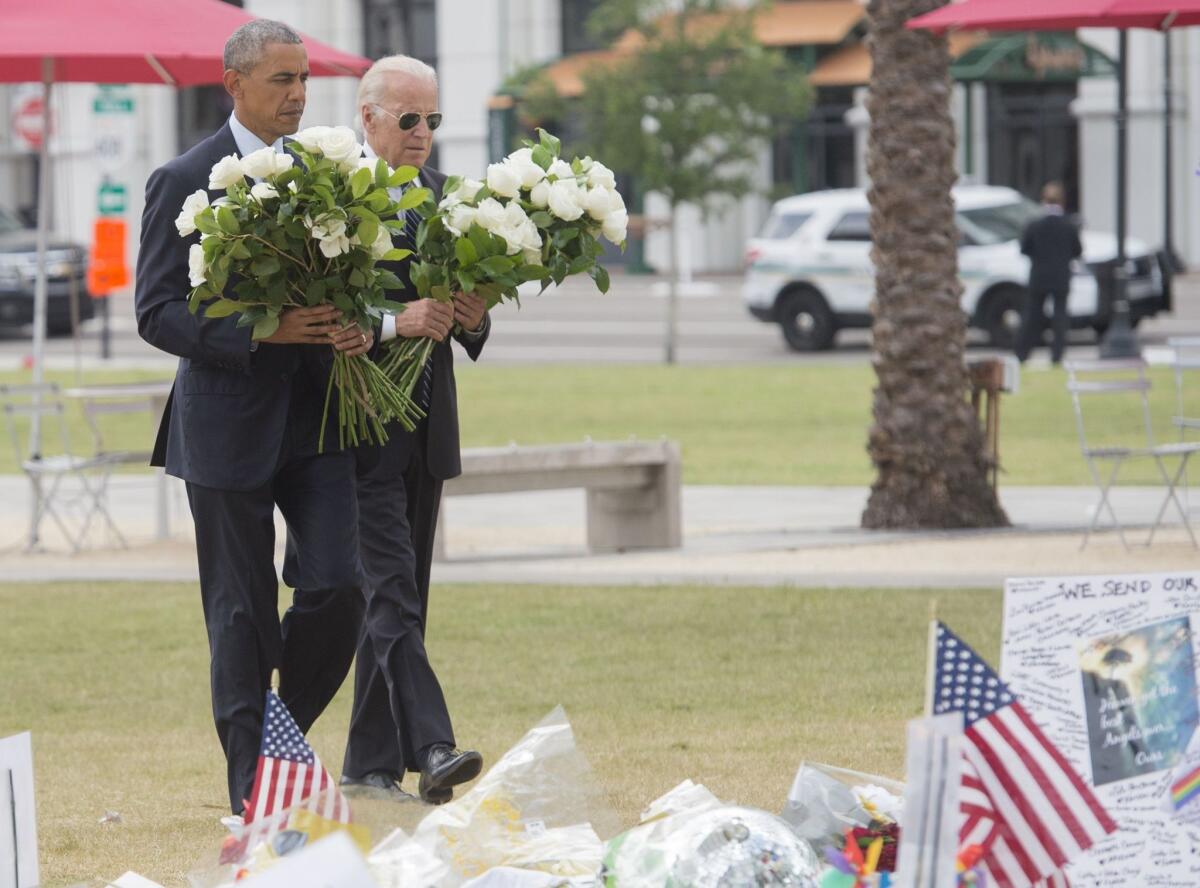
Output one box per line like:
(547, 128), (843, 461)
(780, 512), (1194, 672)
(12, 94), (45, 151)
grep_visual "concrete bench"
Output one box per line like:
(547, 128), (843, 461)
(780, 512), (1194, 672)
(434, 439), (682, 559)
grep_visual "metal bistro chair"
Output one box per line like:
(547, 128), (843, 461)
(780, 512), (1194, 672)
(0, 382), (127, 552)
(1065, 359), (1200, 550)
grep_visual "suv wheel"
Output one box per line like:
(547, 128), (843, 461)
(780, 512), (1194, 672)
(778, 288), (835, 352)
(982, 286), (1024, 349)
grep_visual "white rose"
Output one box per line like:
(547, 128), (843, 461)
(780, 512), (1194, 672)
(271, 153), (295, 176)
(187, 243), (207, 287)
(582, 186), (619, 222)
(586, 160), (617, 190)
(495, 224), (524, 256)
(319, 232), (352, 258)
(457, 178), (484, 202)
(318, 126), (362, 166)
(446, 203), (478, 237)
(547, 179), (585, 222)
(547, 158), (575, 181)
(602, 208), (628, 244)
(250, 182), (279, 202)
(208, 154), (245, 190)
(505, 147), (546, 190)
(486, 161), (522, 199)
(369, 226), (394, 260)
(519, 219), (543, 254)
(292, 126), (333, 153)
(522, 246), (543, 266)
(502, 201), (530, 228)
(241, 146), (282, 180)
(175, 189), (209, 237)
(529, 180), (550, 209)
(473, 198), (506, 232)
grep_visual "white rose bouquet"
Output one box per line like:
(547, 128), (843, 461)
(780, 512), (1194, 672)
(378, 129), (625, 406)
(177, 125), (432, 447)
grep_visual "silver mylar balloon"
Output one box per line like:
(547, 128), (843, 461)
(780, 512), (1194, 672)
(665, 806), (821, 887)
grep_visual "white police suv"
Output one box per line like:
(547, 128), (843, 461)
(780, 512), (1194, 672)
(743, 186), (1166, 351)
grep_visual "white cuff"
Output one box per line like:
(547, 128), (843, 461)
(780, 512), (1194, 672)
(381, 313), (398, 342)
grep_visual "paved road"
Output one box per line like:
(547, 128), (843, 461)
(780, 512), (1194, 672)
(8, 271), (1200, 370)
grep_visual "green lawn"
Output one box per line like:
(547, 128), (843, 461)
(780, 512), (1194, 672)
(0, 581), (1003, 888)
(0, 362), (1181, 484)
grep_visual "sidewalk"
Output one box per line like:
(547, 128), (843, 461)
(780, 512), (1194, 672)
(0, 474), (1196, 588)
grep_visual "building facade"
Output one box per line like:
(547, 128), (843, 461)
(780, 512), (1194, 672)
(0, 1), (1196, 281)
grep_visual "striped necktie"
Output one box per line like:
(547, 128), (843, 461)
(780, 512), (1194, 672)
(400, 182), (435, 414)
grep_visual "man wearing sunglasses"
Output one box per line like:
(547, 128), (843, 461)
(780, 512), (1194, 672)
(335, 54), (488, 805)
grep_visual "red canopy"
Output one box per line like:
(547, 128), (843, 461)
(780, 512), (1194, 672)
(0, 0), (372, 85)
(908, 0), (1200, 33)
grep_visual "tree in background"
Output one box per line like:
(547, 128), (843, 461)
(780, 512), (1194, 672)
(526, 0), (808, 364)
(861, 0), (1007, 529)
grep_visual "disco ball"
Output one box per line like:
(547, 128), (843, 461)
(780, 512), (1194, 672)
(664, 806), (821, 887)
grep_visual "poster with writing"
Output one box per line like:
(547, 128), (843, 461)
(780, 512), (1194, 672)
(1078, 616), (1198, 786)
(1003, 571), (1200, 887)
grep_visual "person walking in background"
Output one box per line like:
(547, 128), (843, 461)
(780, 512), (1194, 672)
(1015, 181), (1082, 365)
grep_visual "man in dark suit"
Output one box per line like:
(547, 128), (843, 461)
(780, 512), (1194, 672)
(331, 55), (486, 804)
(135, 20), (371, 817)
(1016, 181), (1083, 364)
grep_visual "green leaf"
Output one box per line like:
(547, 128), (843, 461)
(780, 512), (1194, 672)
(350, 166), (373, 199)
(454, 237), (478, 267)
(531, 144), (552, 171)
(203, 298), (242, 319)
(216, 206), (240, 235)
(356, 217), (379, 251)
(567, 255), (593, 275)
(229, 240), (251, 260)
(590, 264), (610, 293)
(376, 269), (404, 290)
(477, 255), (515, 277)
(381, 248), (412, 261)
(194, 212), (220, 236)
(380, 299), (409, 314)
(252, 314), (280, 340)
(348, 268), (366, 287)
(456, 269), (476, 293)
(251, 256), (280, 277)
(554, 227), (581, 246)
(468, 224), (495, 257)
(518, 264), (552, 282)
(306, 279), (327, 306)
(530, 211), (554, 229)
(442, 175), (462, 197)
(366, 190), (392, 213)
(388, 165), (420, 187)
(399, 186), (431, 210)
(430, 284), (452, 303)
(538, 128), (562, 156)
(374, 159), (390, 188)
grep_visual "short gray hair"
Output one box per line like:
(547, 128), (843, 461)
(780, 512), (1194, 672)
(357, 55), (438, 112)
(223, 20), (302, 73)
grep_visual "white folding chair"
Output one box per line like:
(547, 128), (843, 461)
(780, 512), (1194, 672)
(1167, 336), (1200, 509)
(1064, 359), (1200, 550)
(0, 383), (127, 551)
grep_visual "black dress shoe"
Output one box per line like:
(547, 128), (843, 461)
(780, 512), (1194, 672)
(419, 745), (483, 804)
(339, 771), (416, 802)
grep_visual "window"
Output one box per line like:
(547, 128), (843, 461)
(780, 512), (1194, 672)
(561, 0), (605, 55)
(362, 0), (437, 69)
(175, 0), (241, 152)
(826, 211), (871, 242)
(760, 210), (812, 240)
(957, 199), (1041, 246)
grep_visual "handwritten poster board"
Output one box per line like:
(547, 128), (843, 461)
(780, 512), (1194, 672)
(1002, 571), (1200, 886)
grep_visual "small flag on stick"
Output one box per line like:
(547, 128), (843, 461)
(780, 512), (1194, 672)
(244, 690), (350, 829)
(931, 622), (1117, 888)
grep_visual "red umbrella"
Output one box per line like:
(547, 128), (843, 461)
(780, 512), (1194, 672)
(0, 0), (370, 83)
(0, 0), (371, 459)
(909, 0), (1200, 32)
(908, 0), (1197, 357)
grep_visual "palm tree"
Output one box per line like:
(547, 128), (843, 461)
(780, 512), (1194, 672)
(861, 0), (1007, 529)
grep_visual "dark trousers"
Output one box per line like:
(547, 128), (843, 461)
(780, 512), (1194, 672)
(1015, 288), (1070, 364)
(342, 422), (453, 779)
(186, 449), (364, 814)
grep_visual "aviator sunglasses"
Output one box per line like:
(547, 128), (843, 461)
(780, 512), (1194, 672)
(373, 105), (443, 131)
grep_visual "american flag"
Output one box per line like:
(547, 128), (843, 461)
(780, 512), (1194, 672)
(244, 690), (350, 828)
(932, 622), (1117, 888)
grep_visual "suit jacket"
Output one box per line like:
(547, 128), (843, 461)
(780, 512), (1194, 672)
(379, 166), (489, 480)
(135, 122), (334, 491)
(1020, 211), (1082, 294)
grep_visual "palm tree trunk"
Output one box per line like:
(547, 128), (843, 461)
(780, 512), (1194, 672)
(861, 0), (1007, 529)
